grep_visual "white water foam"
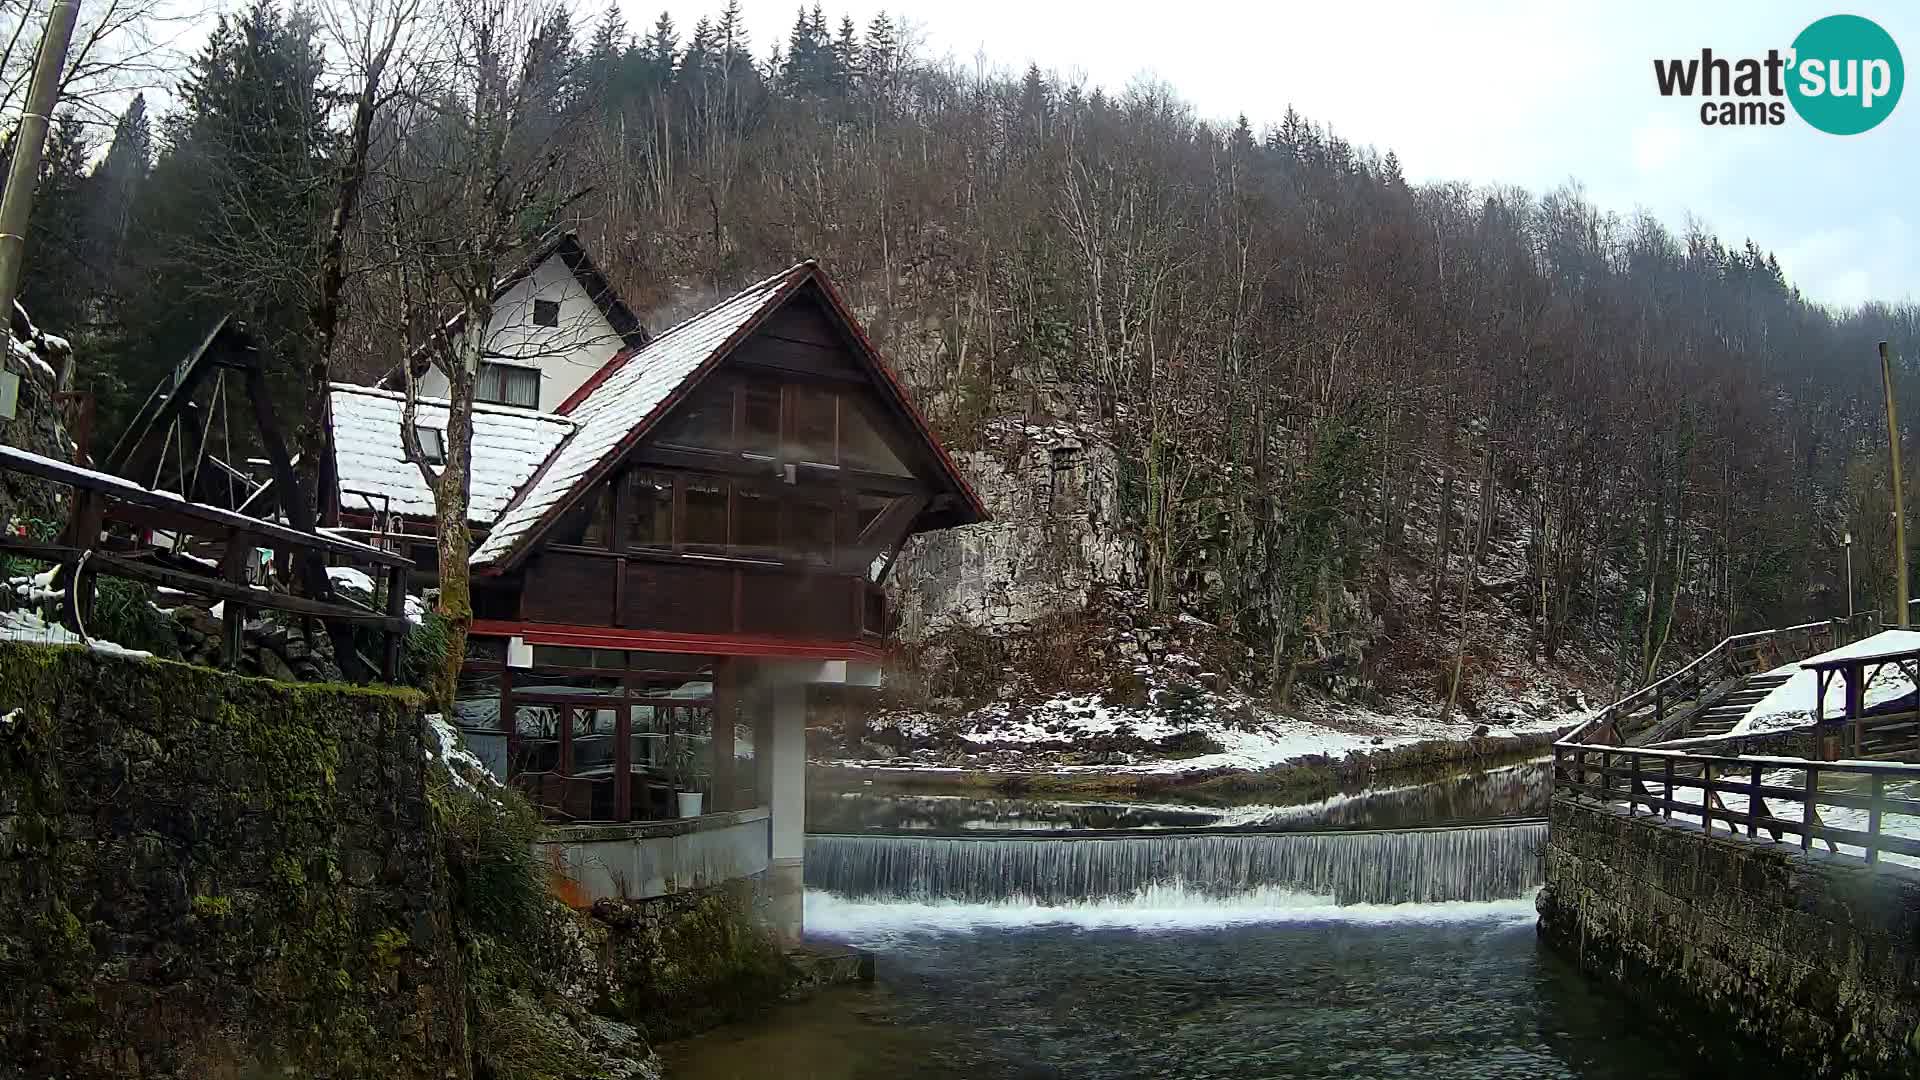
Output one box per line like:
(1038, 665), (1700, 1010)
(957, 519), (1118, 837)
(804, 887), (1541, 942)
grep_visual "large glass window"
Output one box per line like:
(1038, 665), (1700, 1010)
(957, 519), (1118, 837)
(741, 382), (781, 456)
(841, 399), (913, 476)
(551, 482), (613, 547)
(734, 486), (780, 558)
(626, 470), (673, 549)
(683, 478), (728, 549)
(455, 645), (734, 824)
(790, 384), (837, 464)
(654, 384), (734, 450)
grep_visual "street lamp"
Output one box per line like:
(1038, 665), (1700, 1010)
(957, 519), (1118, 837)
(1844, 531), (1855, 620)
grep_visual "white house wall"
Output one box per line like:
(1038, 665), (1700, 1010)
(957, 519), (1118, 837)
(418, 258), (626, 411)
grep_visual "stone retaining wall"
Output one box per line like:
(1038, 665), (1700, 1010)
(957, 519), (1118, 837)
(0, 642), (465, 1079)
(1539, 796), (1920, 1079)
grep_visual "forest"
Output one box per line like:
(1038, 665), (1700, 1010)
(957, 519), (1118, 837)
(9, 0), (1920, 702)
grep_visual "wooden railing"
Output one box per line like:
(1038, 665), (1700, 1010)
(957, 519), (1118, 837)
(1552, 742), (1920, 865)
(1563, 611), (1882, 746)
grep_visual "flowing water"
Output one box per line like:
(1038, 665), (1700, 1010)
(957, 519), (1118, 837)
(669, 759), (1752, 1080)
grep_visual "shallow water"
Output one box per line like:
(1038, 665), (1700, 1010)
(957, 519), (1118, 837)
(668, 893), (1740, 1080)
(808, 757), (1550, 835)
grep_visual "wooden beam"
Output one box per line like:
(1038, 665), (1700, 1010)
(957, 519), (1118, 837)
(0, 443), (409, 566)
(0, 538), (408, 631)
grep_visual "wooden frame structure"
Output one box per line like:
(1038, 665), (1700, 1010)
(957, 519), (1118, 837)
(0, 443), (412, 681)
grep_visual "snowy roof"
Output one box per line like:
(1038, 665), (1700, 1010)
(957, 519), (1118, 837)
(469, 262), (812, 568)
(329, 383), (576, 525)
(1733, 629), (1920, 735)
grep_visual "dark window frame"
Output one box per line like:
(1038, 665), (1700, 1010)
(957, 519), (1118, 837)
(458, 655), (750, 824)
(532, 298), (561, 327)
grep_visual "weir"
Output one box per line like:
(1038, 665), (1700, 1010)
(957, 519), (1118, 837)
(805, 820), (1545, 906)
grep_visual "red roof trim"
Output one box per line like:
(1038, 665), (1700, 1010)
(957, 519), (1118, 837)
(554, 342), (640, 415)
(470, 619), (886, 662)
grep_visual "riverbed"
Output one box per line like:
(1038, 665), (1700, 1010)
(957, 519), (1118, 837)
(667, 757), (1749, 1080)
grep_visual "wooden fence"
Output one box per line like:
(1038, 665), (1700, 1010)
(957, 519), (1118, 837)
(1552, 742), (1920, 865)
(1563, 612), (1884, 747)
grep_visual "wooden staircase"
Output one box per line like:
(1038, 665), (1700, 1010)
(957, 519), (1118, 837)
(1681, 670), (1796, 739)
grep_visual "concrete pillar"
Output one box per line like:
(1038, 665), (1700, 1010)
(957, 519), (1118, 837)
(766, 678), (807, 942)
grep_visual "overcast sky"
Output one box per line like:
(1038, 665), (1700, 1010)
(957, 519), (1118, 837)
(624, 0), (1918, 310)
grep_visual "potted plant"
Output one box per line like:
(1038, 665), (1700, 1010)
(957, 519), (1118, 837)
(671, 735), (705, 818)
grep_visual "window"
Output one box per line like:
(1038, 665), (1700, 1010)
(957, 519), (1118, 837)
(790, 385), (837, 464)
(655, 384), (734, 450)
(532, 299), (560, 327)
(552, 482), (613, 547)
(683, 478), (728, 549)
(789, 501), (837, 564)
(841, 399), (912, 476)
(477, 361), (539, 408)
(626, 470), (673, 549)
(734, 486), (780, 557)
(417, 426), (446, 466)
(741, 382), (781, 456)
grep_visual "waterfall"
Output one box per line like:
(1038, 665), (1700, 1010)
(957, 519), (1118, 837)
(805, 822), (1545, 907)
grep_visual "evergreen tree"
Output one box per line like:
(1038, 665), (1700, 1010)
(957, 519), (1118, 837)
(17, 113), (93, 333)
(643, 12), (678, 88)
(84, 94), (150, 286)
(92, 0), (326, 451)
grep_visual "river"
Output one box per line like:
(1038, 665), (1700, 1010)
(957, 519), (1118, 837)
(667, 757), (1749, 1079)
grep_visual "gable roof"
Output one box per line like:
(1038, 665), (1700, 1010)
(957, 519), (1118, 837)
(470, 260), (988, 572)
(330, 383), (576, 525)
(377, 231), (648, 389)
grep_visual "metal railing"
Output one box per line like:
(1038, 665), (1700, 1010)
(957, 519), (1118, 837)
(1552, 742), (1920, 865)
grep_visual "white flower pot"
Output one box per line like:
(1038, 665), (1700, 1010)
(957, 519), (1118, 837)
(676, 791), (704, 818)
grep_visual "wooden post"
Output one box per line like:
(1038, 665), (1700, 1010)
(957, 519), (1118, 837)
(380, 564), (407, 683)
(1701, 762), (1714, 834)
(1664, 757), (1675, 819)
(1747, 763), (1761, 838)
(219, 531), (255, 671)
(1802, 766), (1817, 851)
(1867, 772), (1885, 865)
(711, 657), (737, 812)
(1883, 341), (1910, 628)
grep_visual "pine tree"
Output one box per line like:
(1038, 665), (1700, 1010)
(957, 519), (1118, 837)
(85, 94), (149, 279)
(583, 8), (628, 111)
(92, 0), (327, 449)
(643, 12), (678, 88)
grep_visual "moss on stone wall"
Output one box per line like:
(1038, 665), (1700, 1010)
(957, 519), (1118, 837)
(593, 882), (794, 1042)
(0, 641), (467, 1079)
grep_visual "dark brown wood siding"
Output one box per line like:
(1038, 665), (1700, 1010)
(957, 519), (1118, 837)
(624, 560), (734, 634)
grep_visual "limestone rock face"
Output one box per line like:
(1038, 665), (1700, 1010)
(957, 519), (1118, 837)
(892, 419), (1138, 641)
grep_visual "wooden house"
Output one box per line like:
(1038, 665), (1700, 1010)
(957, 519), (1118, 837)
(324, 237), (985, 935)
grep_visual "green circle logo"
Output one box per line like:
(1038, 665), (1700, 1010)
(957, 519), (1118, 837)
(1788, 15), (1904, 135)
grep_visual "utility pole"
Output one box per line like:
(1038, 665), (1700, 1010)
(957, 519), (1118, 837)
(0, 0), (82, 360)
(1882, 341), (1909, 628)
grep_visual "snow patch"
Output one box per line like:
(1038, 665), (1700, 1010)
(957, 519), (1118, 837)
(0, 609), (152, 659)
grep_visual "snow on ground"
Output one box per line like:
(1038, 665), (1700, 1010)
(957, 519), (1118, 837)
(0, 609), (152, 659)
(327, 566), (377, 593)
(1645, 763), (1920, 870)
(1733, 630), (1920, 735)
(853, 684), (1579, 775)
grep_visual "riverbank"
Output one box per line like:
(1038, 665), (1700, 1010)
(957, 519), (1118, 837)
(810, 726), (1573, 800)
